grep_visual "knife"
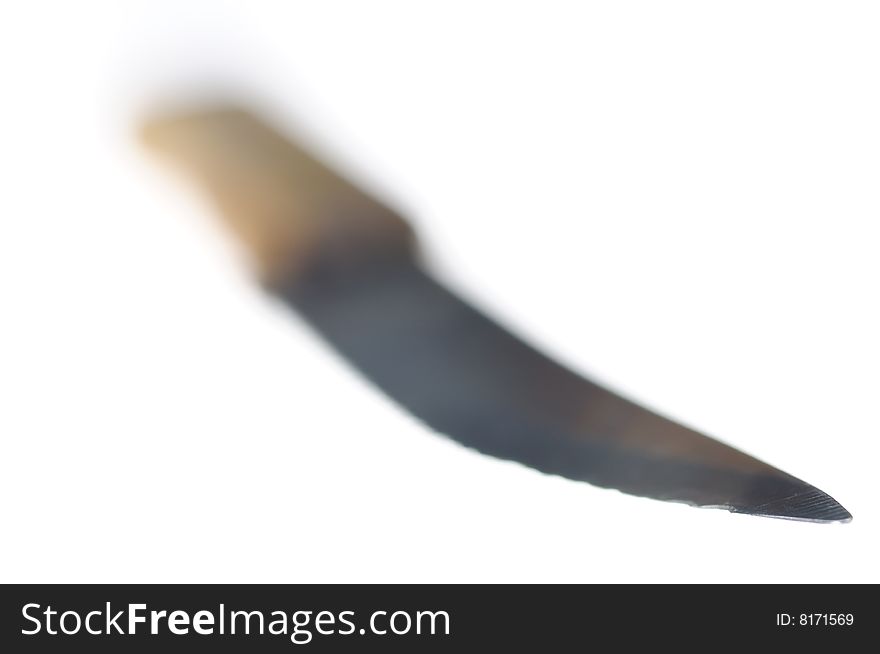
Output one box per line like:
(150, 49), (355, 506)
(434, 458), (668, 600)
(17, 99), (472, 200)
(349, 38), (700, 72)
(141, 106), (851, 523)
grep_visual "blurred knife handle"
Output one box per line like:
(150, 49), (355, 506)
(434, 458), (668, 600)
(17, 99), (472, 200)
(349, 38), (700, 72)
(141, 106), (417, 287)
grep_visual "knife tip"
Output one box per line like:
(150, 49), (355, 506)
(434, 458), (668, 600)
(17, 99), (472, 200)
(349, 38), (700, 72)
(734, 486), (852, 523)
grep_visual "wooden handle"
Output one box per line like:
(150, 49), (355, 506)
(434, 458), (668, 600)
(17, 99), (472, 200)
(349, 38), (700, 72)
(140, 107), (416, 286)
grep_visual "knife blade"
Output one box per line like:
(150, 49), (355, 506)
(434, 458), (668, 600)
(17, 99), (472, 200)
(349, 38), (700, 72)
(141, 107), (851, 523)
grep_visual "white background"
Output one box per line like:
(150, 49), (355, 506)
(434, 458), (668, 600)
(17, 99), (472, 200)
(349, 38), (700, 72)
(1, 1), (877, 582)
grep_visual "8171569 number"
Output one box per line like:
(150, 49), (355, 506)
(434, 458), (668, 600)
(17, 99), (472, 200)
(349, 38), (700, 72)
(776, 613), (853, 626)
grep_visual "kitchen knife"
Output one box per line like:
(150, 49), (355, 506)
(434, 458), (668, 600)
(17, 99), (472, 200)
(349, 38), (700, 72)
(141, 107), (851, 523)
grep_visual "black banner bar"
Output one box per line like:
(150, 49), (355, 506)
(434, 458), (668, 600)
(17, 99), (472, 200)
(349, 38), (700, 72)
(0, 584), (868, 651)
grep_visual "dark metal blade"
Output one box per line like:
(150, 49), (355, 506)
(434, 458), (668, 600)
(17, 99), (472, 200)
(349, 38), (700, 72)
(280, 259), (851, 523)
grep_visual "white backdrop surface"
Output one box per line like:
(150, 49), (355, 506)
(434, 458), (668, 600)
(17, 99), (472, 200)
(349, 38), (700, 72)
(0, 1), (877, 582)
